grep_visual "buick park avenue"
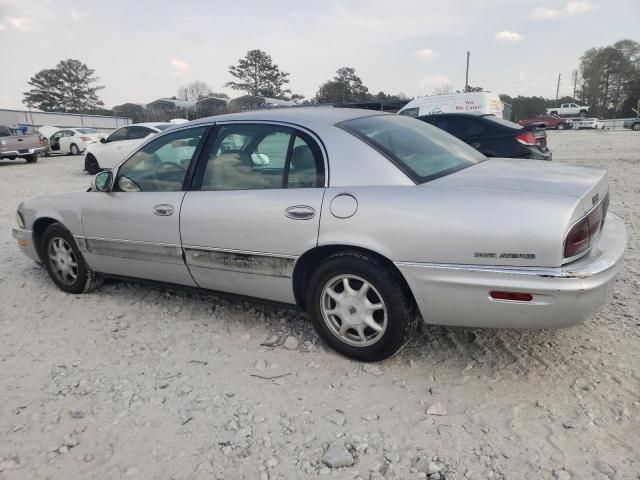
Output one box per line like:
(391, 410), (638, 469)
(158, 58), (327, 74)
(12, 108), (627, 361)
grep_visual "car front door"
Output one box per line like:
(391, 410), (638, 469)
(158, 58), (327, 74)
(180, 122), (326, 303)
(80, 126), (208, 286)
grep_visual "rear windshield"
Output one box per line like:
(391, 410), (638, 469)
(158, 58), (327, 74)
(76, 128), (99, 134)
(154, 124), (173, 131)
(339, 115), (485, 183)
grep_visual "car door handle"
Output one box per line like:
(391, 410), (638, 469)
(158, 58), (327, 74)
(285, 205), (315, 220)
(153, 204), (175, 216)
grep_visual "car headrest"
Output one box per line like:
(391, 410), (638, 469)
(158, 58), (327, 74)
(290, 144), (315, 170)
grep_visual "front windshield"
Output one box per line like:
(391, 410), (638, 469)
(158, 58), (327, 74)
(76, 128), (99, 134)
(339, 114), (485, 183)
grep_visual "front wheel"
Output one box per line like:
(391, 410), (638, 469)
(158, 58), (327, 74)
(632, 123), (640, 131)
(70, 143), (80, 155)
(42, 223), (104, 294)
(84, 153), (100, 174)
(307, 251), (417, 362)
(557, 123), (565, 130)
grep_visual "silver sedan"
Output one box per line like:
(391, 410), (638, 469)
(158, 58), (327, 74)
(12, 108), (627, 361)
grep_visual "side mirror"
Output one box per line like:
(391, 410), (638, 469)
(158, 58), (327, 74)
(100, 137), (107, 143)
(92, 170), (113, 192)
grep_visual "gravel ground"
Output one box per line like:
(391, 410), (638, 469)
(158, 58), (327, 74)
(1, 130), (639, 480)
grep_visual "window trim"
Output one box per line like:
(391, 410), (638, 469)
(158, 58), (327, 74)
(190, 121), (327, 192)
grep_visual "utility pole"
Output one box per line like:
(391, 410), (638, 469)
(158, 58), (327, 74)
(572, 70), (578, 100)
(465, 51), (470, 92)
(555, 73), (561, 102)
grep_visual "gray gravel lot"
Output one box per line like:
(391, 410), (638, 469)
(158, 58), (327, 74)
(1, 130), (639, 479)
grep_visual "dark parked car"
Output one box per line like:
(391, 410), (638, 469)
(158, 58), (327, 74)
(418, 113), (551, 161)
(519, 115), (572, 130)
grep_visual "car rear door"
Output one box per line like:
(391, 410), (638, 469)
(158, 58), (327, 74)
(80, 125), (208, 286)
(180, 122), (326, 304)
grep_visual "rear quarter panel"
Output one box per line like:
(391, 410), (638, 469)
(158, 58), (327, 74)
(318, 185), (579, 267)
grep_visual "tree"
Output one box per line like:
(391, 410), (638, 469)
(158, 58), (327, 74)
(210, 92), (230, 99)
(315, 67), (370, 103)
(433, 84), (455, 95)
(23, 69), (64, 111)
(578, 39), (640, 118)
(225, 49), (294, 99)
(23, 59), (104, 113)
(177, 81), (214, 101)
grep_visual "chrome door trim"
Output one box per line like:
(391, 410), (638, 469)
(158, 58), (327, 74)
(77, 235), (184, 264)
(183, 245), (297, 278)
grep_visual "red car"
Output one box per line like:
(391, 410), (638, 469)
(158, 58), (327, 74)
(519, 115), (572, 130)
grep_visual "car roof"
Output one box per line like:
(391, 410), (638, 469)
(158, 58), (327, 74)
(189, 107), (388, 127)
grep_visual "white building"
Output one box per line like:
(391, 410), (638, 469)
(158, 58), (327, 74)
(0, 108), (131, 133)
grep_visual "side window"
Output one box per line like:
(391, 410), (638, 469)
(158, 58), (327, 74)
(114, 127), (205, 193)
(127, 126), (153, 140)
(399, 107), (419, 117)
(107, 127), (128, 142)
(200, 124), (323, 191)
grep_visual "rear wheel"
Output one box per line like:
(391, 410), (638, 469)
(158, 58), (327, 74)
(25, 153), (38, 163)
(85, 153), (100, 174)
(557, 123), (565, 130)
(549, 111), (558, 116)
(632, 123), (640, 131)
(307, 251), (417, 362)
(41, 223), (104, 294)
(70, 143), (80, 155)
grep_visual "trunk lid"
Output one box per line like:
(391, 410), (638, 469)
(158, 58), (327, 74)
(429, 158), (608, 218)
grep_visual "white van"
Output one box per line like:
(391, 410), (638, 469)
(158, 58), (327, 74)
(398, 92), (504, 118)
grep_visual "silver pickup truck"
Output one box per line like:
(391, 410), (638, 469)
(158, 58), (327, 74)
(0, 126), (46, 163)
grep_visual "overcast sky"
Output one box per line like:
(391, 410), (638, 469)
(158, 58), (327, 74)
(1, 0), (638, 109)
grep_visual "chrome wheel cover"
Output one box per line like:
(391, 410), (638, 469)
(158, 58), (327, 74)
(48, 237), (78, 285)
(320, 274), (387, 347)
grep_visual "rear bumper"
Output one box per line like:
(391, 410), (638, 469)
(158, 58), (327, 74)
(12, 226), (40, 263)
(397, 213), (627, 329)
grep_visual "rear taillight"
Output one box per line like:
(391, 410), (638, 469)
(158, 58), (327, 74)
(563, 192), (609, 260)
(515, 131), (537, 145)
(564, 217), (590, 258)
(80, 136), (92, 141)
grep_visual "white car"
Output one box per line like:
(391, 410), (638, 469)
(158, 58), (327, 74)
(39, 126), (106, 156)
(84, 122), (174, 174)
(574, 118), (604, 129)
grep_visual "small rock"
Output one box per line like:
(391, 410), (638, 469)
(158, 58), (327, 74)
(426, 402), (448, 416)
(63, 436), (79, 448)
(283, 336), (299, 350)
(361, 413), (379, 421)
(83, 453), (94, 463)
(363, 364), (384, 376)
(322, 442), (354, 468)
(262, 335), (280, 347)
(57, 446), (69, 454)
(325, 412), (346, 426)
(69, 410), (85, 419)
(265, 457), (279, 468)
(254, 359), (267, 370)
(594, 461), (615, 476)
(553, 469), (572, 480)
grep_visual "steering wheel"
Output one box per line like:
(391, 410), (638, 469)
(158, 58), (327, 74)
(154, 161), (186, 183)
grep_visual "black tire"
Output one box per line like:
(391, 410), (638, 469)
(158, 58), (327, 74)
(306, 251), (418, 362)
(70, 143), (80, 155)
(25, 153), (38, 163)
(632, 123), (640, 131)
(41, 223), (104, 294)
(549, 111), (557, 116)
(557, 123), (565, 130)
(579, 110), (587, 117)
(85, 153), (100, 174)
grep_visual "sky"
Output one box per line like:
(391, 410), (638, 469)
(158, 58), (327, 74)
(0, 0), (638, 109)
